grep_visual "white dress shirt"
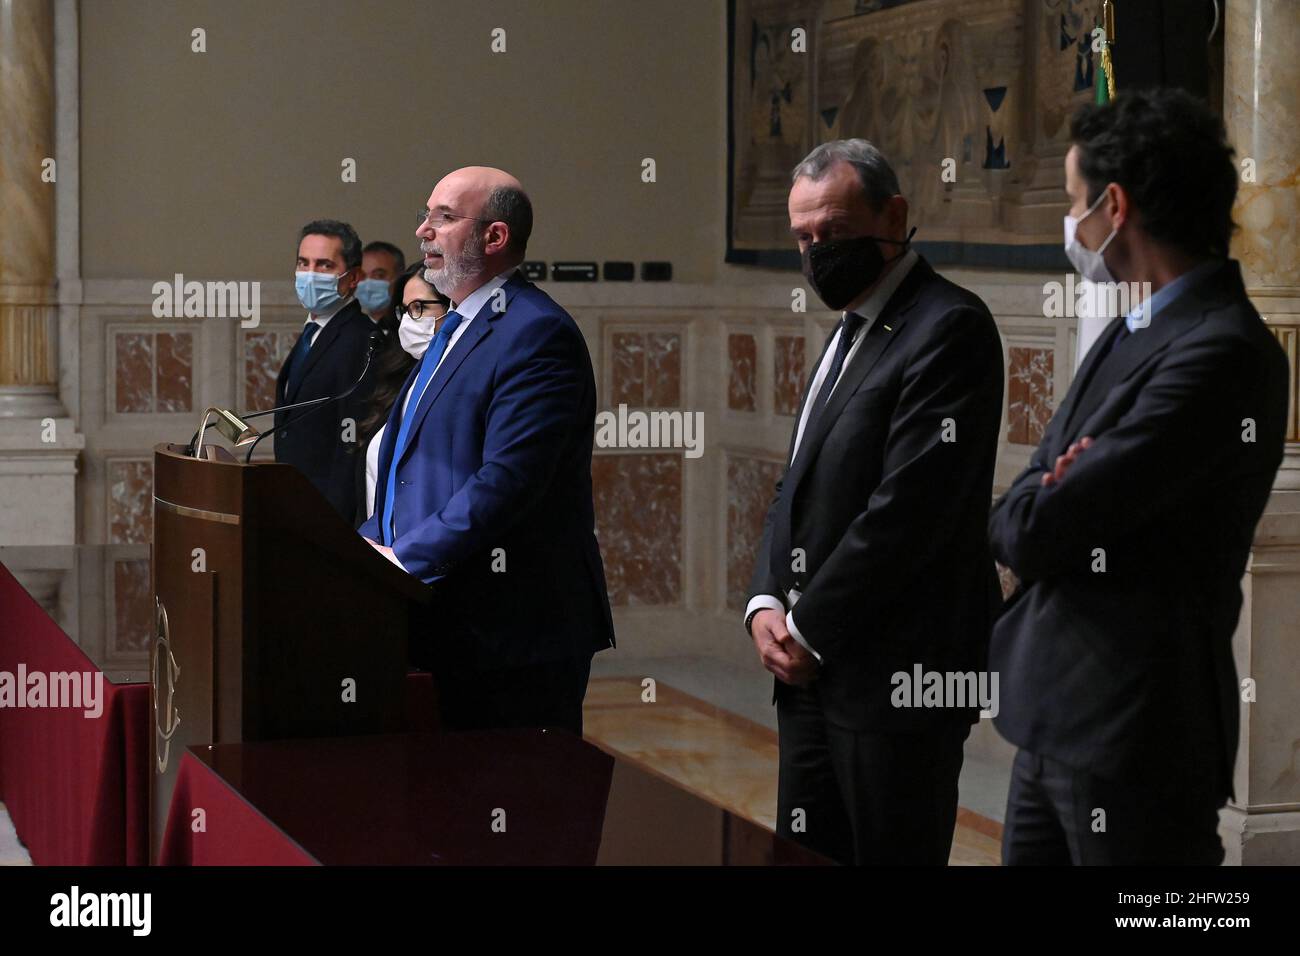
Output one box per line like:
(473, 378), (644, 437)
(364, 422), (385, 518)
(745, 248), (919, 662)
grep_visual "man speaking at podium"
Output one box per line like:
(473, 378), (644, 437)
(360, 167), (615, 735)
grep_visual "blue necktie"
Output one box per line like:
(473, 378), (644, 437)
(380, 310), (463, 545)
(283, 319), (320, 399)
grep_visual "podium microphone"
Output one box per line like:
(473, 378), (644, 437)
(184, 329), (386, 459)
(240, 328), (386, 463)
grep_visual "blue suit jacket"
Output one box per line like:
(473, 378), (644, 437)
(359, 271), (615, 670)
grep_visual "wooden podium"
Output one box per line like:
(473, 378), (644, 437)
(149, 443), (429, 861)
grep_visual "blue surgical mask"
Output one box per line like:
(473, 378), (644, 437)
(295, 270), (348, 314)
(356, 278), (392, 313)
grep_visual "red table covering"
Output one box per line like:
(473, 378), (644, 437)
(152, 730), (827, 866)
(158, 731), (615, 866)
(2, 557), (822, 868)
(0, 560), (150, 865)
(1, 551), (439, 865)
(158, 751), (317, 865)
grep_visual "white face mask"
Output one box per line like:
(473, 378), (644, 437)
(1063, 190), (1118, 283)
(398, 312), (438, 359)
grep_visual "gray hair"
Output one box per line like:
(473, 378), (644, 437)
(791, 139), (900, 208)
(481, 185), (533, 259)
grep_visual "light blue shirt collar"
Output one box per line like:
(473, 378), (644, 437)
(448, 267), (518, 322)
(1125, 260), (1220, 332)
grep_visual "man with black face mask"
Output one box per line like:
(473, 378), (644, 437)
(744, 139), (1004, 866)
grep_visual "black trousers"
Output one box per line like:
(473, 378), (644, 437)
(776, 680), (971, 865)
(1002, 748), (1226, 865)
(435, 655), (592, 737)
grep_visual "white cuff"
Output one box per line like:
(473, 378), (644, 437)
(785, 610), (822, 663)
(380, 543), (408, 572)
(744, 594), (786, 632)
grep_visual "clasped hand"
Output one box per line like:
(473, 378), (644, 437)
(750, 609), (819, 686)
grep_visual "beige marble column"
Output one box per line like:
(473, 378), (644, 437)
(0, 0), (82, 545)
(0, 0), (61, 418)
(1225, 0), (1299, 483)
(1218, 0), (1300, 864)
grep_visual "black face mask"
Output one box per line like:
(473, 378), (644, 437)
(801, 227), (917, 310)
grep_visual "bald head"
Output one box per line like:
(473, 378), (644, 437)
(416, 166), (534, 302)
(438, 166), (523, 206)
(457, 166), (521, 188)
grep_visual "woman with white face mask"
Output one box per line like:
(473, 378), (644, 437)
(353, 262), (449, 526)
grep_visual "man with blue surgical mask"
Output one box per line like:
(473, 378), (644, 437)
(358, 241), (406, 325)
(274, 219), (376, 519)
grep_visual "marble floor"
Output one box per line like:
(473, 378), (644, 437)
(590, 655), (1013, 827)
(582, 671), (1003, 866)
(589, 653), (1012, 816)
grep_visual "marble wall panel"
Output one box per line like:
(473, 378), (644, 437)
(728, 333), (757, 412)
(726, 454), (784, 612)
(107, 459), (152, 544)
(1006, 346), (1053, 446)
(591, 453), (683, 606)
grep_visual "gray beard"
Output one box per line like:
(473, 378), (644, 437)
(426, 235), (486, 298)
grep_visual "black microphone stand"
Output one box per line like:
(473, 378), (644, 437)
(241, 330), (385, 464)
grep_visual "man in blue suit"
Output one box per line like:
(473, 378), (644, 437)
(359, 166), (615, 735)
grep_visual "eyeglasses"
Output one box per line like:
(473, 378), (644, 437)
(416, 209), (491, 230)
(396, 299), (447, 320)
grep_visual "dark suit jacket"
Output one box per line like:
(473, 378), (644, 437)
(748, 255), (1006, 731)
(358, 271), (615, 672)
(274, 299), (375, 520)
(988, 259), (1289, 796)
